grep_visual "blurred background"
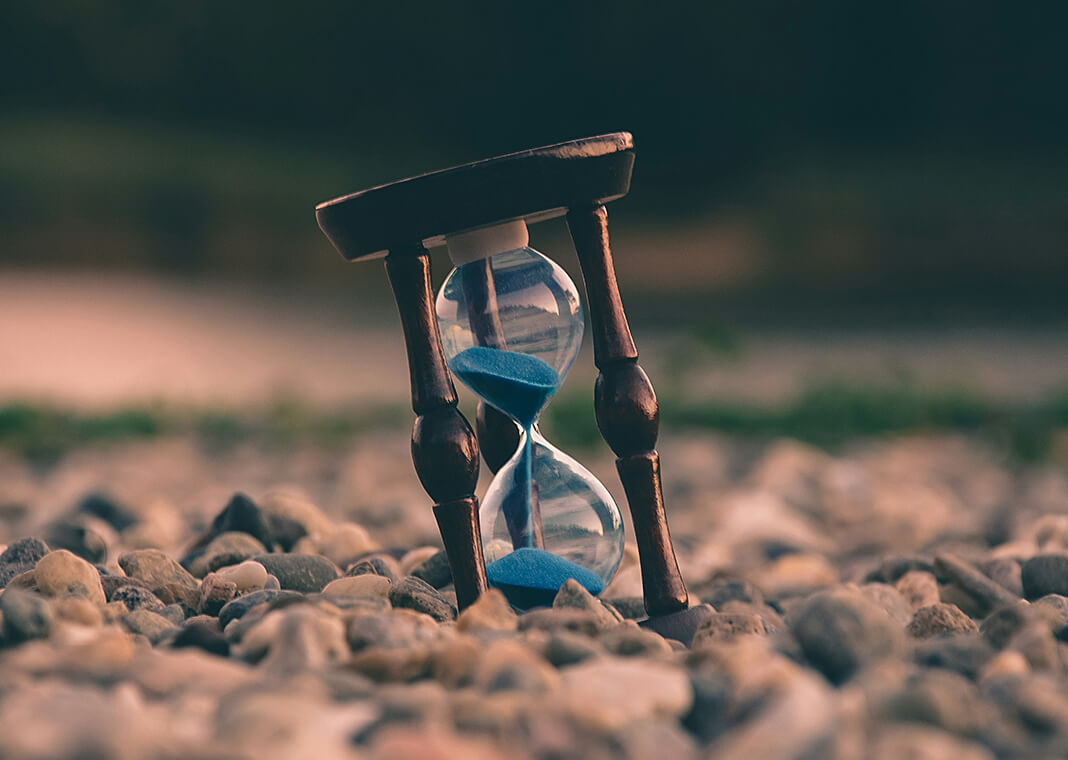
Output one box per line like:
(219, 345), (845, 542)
(2, 1), (1068, 463)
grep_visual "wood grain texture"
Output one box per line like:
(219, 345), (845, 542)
(385, 245), (487, 609)
(566, 204), (689, 617)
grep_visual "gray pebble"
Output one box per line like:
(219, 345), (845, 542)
(345, 555), (400, 583)
(42, 521), (107, 565)
(253, 553), (339, 593)
(1, 588), (53, 643)
(789, 589), (901, 684)
(604, 596), (647, 620)
(123, 608), (177, 644)
(979, 557), (1023, 598)
(0, 538), (49, 589)
(980, 603), (1034, 650)
(118, 549), (198, 594)
(388, 576), (456, 622)
(913, 633), (995, 680)
(109, 584), (165, 613)
(935, 553), (1019, 616)
(158, 604), (187, 626)
(185, 532), (267, 578)
(1021, 554), (1068, 600)
(542, 630), (602, 666)
(692, 612), (766, 646)
(704, 578), (763, 608)
(410, 549), (452, 589)
(552, 579), (622, 631)
(218, 589), (283, 628)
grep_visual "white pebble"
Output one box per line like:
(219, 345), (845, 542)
(216, 560), (269, 591)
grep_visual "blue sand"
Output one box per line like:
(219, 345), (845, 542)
(451, 347), (560, 548)
(487, 547), (604, 609)
(449, 347), (559, 430)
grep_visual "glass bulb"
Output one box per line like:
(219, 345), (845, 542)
(435, 229), (624, 608)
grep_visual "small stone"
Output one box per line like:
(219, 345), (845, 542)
(263, 574), (281, 590)
(887, 669), (993, 737)
(906, 603), (978, 638)
(259, 607), (349, 677)
(34, 549), (106, 605)
(185, 532), (267, 578)
(199, 573), (237, 616)
(980, 603), (1033, 649)
(519, 608), (603, 637)
(789, 588), (901, 684)
(755, 553), (837, 600)
(318, 523), (378, 567)
(1, 588), (53, 642)
(978, 649), (1030, 683)
(552, 578), (622, 631)
(157, 604), (187, 626)
(109, 584), (165, 613)
(935, 554), (1019, 615)
(1009, 622), (1059, 670)
(542, 630), (602, 666)
(871, 725), (996, 760)
(913, 634), (995, 680)
(208, 492), (274, 547)
(102, 600), (129, 622)
(323, 574), (392, 598)
(42, 521), (108, 564)
(456, 589), (518, 633)
(117, 549), (197, 596)
(1032, 593), (1068, 630)
(411, 549), (452, 589)
(896, 570), (941, 610)
(473, 639), (558, 694)
(692, 612), (766, 646)
(979, 557), (1023, 597)
(218, 589), (283, 628)
(172, 619), (230, 656)
(389, 576), (456, 622)
(153, 582), (200, 612)
(866, 555), (936, 583)
(253, 553), (339, 593)
(599, 624), (673, 657)
(215, 560), (269, 592)
(123, 607), (177, 643)
(604, 596), (647, 620)
(859, 582), (913, 625)
(347, 609), (443, 652)
(561, 657), (693, 730)
(704, 578), (763, 608)
(76, 491), (137, 531)
(399, 546), (439, 576)
(51, 596), (103, 627)
(99, 574), (148, 600)
(1021, 554), (1068, 600)
(346, 555), (400, 583)
(0, 537), (49, 588)
(259, 488), (335, 540)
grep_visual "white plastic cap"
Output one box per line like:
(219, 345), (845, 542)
(445, 219), (529, 266)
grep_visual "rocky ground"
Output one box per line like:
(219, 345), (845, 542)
(3, 431), (1068, 759)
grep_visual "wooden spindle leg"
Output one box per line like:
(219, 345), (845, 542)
(566, 205), (688, 616)
(385, 245), (488, 610)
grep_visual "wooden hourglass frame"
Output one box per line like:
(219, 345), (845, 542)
(316, 133), (711, 641)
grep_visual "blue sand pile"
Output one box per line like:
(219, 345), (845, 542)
(486, 546), (605, 609)
(449, 347), (559, 430)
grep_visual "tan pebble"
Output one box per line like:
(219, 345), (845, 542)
(323, 575), (392, 598)
(52, 596), (103, 626)
(430, 635), (482, 688)
(896, 571), (941, 610)
(7, 568), (36, 590)
(216, 560), (269, 591)
(755, 553), (838, 598)
(457, 589), (518, 633)
(103, 600), (129, 622)
(319, 523), (379, 566)
(35, 550), (106, 605)
(980, 650), (1030, 683)
(399, 546), (440, 576)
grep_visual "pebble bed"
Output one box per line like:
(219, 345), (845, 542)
(3, 432), (1068, 759)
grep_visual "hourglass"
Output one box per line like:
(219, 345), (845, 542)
(316, 133), (713, 642)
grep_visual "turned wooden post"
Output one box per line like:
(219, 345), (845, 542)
(385, 244), (488, 610)
(566, 204), (689, 616)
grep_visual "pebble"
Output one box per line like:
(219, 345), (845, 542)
(317, 522), (379, 567)
(979, 649), (1030, 683)
(253, 553), (339, 593)
(599, 624), (674, 657)
(456, 588), (518, 633)
(109, 584), (165, 613)
(218, 588), (284, 628)
(605, 596), (647, 620)
(871, 725), (996, 760)
(473, 639), (559, 694)
(887, 669), (993, 737)
(1021, 554), (1068, 600)
(913, 634), (995, 680)
(259, 606), (349, 677)
(541, 630), (602, 666)
(935, 553), (1020, 615)
(859, 582), (914, 625)
(866, 555), (936, 584)
(171, 619), (230, 656)
(561, 657), (693, 731)
(34, 549), (106, 605)
(207, 491), (274, 548)
(346, 554), (401, 583)
(157, 603), (186, 625)
(906, 603), (979, 638)
(122, 607), (177, 643)
(347, 609), (444, 652)
(703, 578), (763, 608)
(185, 532), (267, 578)
(322, 574), (392, 598)
(117, 549), (198, 595)
(980, 603), (1034, 649)
(42, 521), (108, 564)
(755, 553), (838, 600)
(1032, 593), (1068, 630)
(0, 537), (49, 588)
(1, 588), (53, 642)
(198, 572), (237, 616)
(389, 576), (456, 622)
(259, 488), (335, 540)
(51, 597), (103, 627)
(691, 612), (766, 646)
(979, 557), (1024, 597)
(411, 549), (453, 589)
(215, 559), (269, 591)
(789, 589), (901, 684)
(896, 570), (941, 610)
(75, 491), (137, 531)
(552, 578), (622, 632)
